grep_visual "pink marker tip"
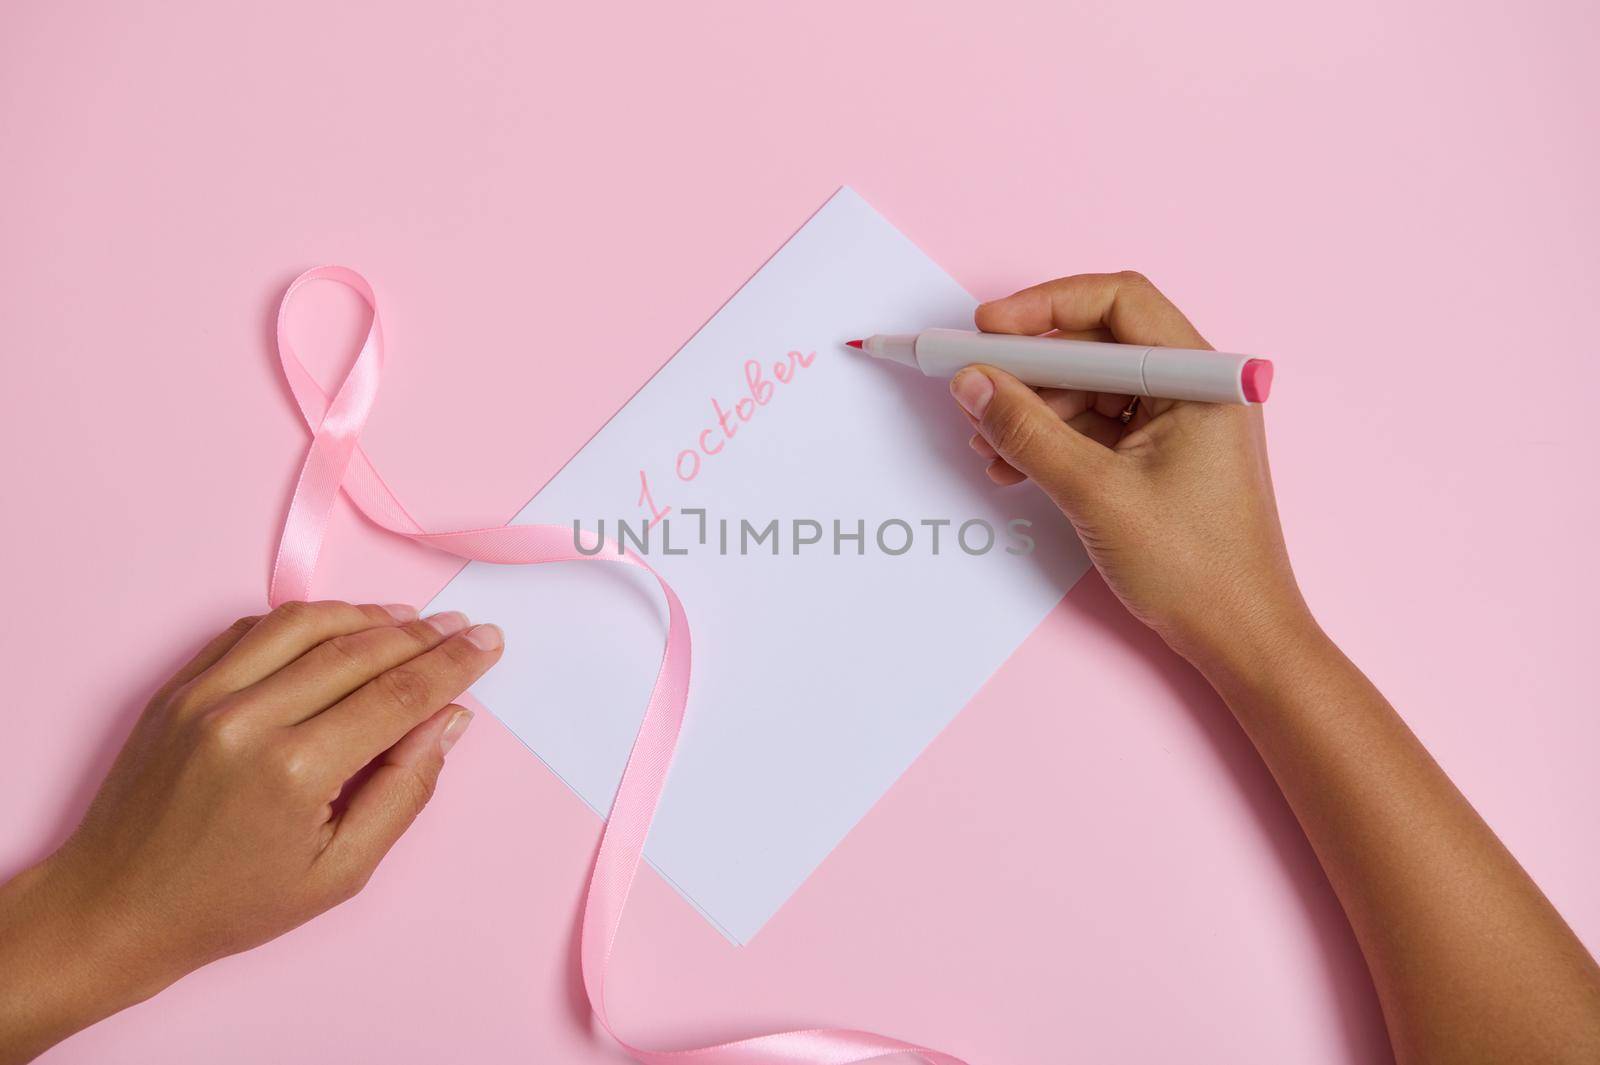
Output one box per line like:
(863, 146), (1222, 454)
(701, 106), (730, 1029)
(1241, 358), (1274, 402)
(845, 338), (864, 349)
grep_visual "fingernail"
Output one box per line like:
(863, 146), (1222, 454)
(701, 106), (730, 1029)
(969, 433), (996, 459)
(383, 603), (419, 623)
(440, 709), (473, 755)
(464, 623), (503, 651)
(951, 370), (994, 418)
(425, 611), (470, 637)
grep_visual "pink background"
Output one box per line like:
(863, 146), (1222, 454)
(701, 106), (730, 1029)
(2, 1), (1596, 1062)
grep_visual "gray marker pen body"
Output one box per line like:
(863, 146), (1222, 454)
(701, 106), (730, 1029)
(850, 328), (1272, 404)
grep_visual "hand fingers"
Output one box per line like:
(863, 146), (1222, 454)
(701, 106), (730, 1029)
(1048, 327), (1117, 343)
(985, 460), (1027, 486)
(969, 388), (1123, 474)
(240, 612), (471, 726)
(951, 365), (1117, 511)
(975, 271), (1209, 350)
(196, 600), (418, 695)
(302, 624), (503, 778)
(1040, 387), (1146, 427)
(1038, 387), (1096, 422)
(1068, 408), (1126, 449)
(961, 278), (1185, 492)
(147, 613), (265, 709)
(967, 387), (1098, 430)
(317, 704), (473, 894)
(976, 407), (1122, 484)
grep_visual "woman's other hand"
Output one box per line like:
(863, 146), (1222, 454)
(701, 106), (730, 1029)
(0, 601), (502, 1064)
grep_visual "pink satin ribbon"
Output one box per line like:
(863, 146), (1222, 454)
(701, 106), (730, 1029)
(269, 266), (968, 1065)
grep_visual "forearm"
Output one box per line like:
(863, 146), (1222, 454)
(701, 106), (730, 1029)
(0, 857), (156, 1065)
(1190, 616), (1600, 1064)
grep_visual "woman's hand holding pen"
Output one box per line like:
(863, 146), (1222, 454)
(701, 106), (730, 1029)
(953, 271), (1600, 1065)
(950, 271), (1313, 670)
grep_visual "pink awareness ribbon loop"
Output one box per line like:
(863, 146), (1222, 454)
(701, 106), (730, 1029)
(268, 267), (968, 1065)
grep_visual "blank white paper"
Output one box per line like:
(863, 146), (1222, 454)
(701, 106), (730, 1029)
(427, 187), (1091, 944)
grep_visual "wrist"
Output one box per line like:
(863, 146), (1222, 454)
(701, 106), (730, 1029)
(1167, 592), (1332, 695)
(1177, 601), (1345, 718)
(0, 854), (173, 1064)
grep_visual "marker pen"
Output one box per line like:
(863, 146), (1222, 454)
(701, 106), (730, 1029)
(846, 328), (1273, 404)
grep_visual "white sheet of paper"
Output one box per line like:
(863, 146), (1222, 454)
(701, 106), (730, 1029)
(428, 187), (1090, 943)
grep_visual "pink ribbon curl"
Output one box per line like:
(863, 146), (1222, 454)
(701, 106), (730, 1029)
(269, 266), (968, 1065)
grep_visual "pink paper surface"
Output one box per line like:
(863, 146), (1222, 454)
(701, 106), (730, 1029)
(1, 2), (1595, 1062)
